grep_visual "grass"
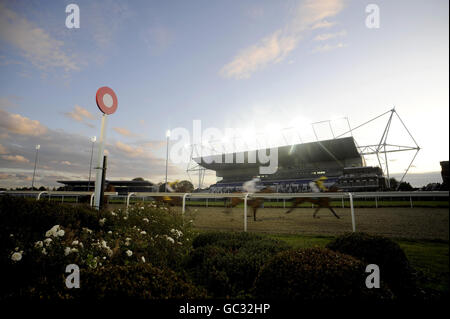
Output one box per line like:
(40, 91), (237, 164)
(264, 233), (449, 295)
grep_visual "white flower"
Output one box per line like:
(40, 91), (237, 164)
(123, 216), (128, 220)
(141, 256), (146, 263)
(170, 229), (183, 238)
(11, 252), (22, 262)
(140, 231), (147, 235)
(44, 238), (52, 246)
(107, 231), (112, 235)
(106, 248), (113, 257)
(101, 240), (108, 248)
(64, 247), (71, 256)
(126, 250), (133, 257)
(34, 241), (43, 248)
(83, 227), (93, 234)
(71, 248), (78, 254)
(99, 218), (106, 226)
(72, 240), (79, 246)
(9, 234), (14, 237)
(45, 225), (60, 237)
(111, 211), (116, 216)
(41, 248), (47, 255)
(143, 218), (149, 223)
(57, 229), (65, 237)
(165, 236), (175, 244)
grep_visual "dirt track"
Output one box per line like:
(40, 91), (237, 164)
(180, 206), (449, 240)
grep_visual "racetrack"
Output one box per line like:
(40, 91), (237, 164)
(180, 206), (449, 240)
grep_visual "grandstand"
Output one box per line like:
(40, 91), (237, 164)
(195, 136), (387, 192)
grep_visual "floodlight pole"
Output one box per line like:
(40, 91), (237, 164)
(165, 130), (170, 192)
(31, 144), (40, 190)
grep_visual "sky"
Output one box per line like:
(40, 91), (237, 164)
(0, 0), (448, 189)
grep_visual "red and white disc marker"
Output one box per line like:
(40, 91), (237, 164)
(96, 86), (118, 115)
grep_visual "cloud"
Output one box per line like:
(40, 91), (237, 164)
(113, 127), (137, 137)
(114, 141), (151, 159)
(312, 42), (346, 53)
(0, 2), (78, 72)
(0, 110), (186, 188)
(1, 155), (29, 163)
(65, 105), (96, 127)
(0, 109), (47, 136)
(220, 0), (345, 79)
(314, 30), (346, 41)
(0, 144), (8, 155)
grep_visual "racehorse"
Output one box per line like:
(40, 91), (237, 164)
(285, 186), (341, 219)
(226, 187), (275, 221)
(153, 181), (190, 208)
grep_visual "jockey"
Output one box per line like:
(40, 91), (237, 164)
(242, 177), (260, 193)
(163, 180), (179, 201)
(309, 176), (328, 193)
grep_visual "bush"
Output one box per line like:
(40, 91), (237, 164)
(0, 197), (196, 299)
(253, 248), (393, 301)
(66, 264), (207, 300)
(326, 232), (418, 299)
(187, 232), (290, 298)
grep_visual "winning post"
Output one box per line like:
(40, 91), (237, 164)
(93, 86), (118, 210)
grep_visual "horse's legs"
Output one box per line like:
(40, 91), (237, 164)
(313, 205), (321, 218)
(286, 198), (302, 214)
(328, 206), (340, 219)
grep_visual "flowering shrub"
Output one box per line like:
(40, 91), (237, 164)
(0, 197), (197, 299)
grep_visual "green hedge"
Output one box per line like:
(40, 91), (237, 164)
(187, 232), (290, 298)
(326, 232), (419, 299)
(253, 248), (393, 301)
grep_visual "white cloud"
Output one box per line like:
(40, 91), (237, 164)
(64, 105), (96, 128)
(0, 109), (47, 136)
(1, 155), (29, 163)
(314, 30), (346, 41)
(312, 42), (346, 53)
(0, 3), (78, 72)
(220, 0), (345, 79)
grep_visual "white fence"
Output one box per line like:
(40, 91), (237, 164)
(2, 190), (448, 233)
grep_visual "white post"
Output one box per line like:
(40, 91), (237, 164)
(182, 193), (189, 215)
(349, 193), (356, 232)
(410, 196), (413, 208)
(375, 196), (378, 208)
(127, 192), (136, 209)
(94, 114), (107, 210)
(244, 193), (249, 232)
(90, 193), (95, 207)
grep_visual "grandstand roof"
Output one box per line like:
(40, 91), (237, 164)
(195, 137), (360, 170)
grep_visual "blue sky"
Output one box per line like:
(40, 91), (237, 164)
(0, 0), (448, 188)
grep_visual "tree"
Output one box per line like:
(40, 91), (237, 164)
(132, 177), (145, 181)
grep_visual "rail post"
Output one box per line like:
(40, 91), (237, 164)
(348, 193), (356, 232)
(182, 193), (189, 215)
(37, 191), (47, 200)
(244, 193), (250, 232)
(127, 192), (136, 210)
(410, 196), (413, 208)
(90, 193), (95, 207)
